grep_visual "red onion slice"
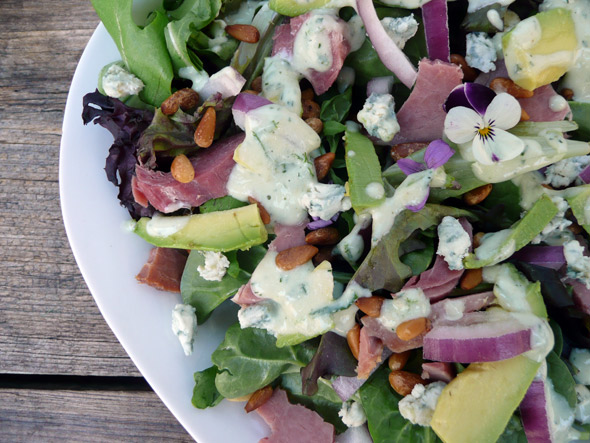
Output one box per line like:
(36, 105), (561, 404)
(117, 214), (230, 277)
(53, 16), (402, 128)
(355, 0), (417, 88)
(231, 93), (272, 129)
(520, 379), (552, 443)
(422, 362), (456, 383)
(511, 245), (566, 270)
(421, 0), (450, 62)
(580, 164), (590, 184)
(423, 312), (533, 362)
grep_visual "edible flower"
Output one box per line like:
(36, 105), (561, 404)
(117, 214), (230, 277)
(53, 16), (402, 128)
(397, 139), (455, 211)
(443, 83), (524, 165)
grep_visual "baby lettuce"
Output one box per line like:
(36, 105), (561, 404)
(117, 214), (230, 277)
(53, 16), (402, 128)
(211, 323), (316, 399)
(192, 366), (223, 409)
(359, 366), (440, 443)
(91, 0), (174, 106)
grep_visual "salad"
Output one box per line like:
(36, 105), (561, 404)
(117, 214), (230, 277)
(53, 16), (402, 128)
(81, 0), (590, 441)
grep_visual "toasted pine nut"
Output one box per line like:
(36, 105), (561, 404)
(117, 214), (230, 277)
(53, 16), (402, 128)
(313, 247), (333, 266)
(170, 154), (195, 183)
(561, 88), (574, 101)
(389, 370), (425, 396)
(450, 54), (478, 82)
(355, 296), (384, 318)
(305, 227), (340, 246)
(520, 108), (530, 122)
(251, 76), (263, 93)
(161, 88), (200, 115)
(388, 351), (411, 371)
(225, 24), (260, 43)
(305, 117), (323, 134)
(275, 245), (318, 271)
(194, 107), (216, 148)
(463, 184), (492, 206)
(347, 324), (361, 360)
(302, 99), (320, 119)
(301, 88), (314, 101)
(490, 77), (534, 98)
(473, 232), (485, 248)
(314, 152), (336, 181)
(248, 197), (271, 224)
(244, 385), (273, 413)
(396, 317), (427, 341)
(391, 142), (429, 161)
(460, 268), (483, 291)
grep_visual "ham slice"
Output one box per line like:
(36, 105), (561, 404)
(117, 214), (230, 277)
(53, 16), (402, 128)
(356, 326), (385, 379)
(430, 291), (496, 322)
(518, 84), (571, 122)
(361, 316), (426, 353)
(402, 254), (463, 302)
(421, 362), (456, 383)
(256, 389), (335, 443)
(392, 59), (463, 144)
(269, 222), (308, 252)
(136, 247), (188, 293)
(272, 13), (351, 95)
(133, 133), (245, 213)
(232, 282), (263, 306)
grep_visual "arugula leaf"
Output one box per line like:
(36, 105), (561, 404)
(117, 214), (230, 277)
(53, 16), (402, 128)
(199, 195), (248, 213)
(462, 3), (507, 33)
(181, 247), (265, 323)
(546, 351), (577, 408)
(359, 366), (441, 443)
(168, 0), (221, 20)
(91, 0), (173, 106)
(323, 121), (347, 136)
(479, 180), (522, 226)
(400, 234), (435, 276)
(192, 366), (224, 409)
(212, 323), (316, 398)
(354, 204), (474, 292)
(320, 88), (352, 123)
(280, 373), (347, 434)
(496, 414), (527, 443)
(549, 319), (564, 356)
(569, 101), (590, 141)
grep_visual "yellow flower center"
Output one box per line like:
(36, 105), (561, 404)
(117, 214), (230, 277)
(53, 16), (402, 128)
(478, 126), (492, 137)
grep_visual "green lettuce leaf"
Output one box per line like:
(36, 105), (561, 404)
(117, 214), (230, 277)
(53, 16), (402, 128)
(546, 351), (577, 408)
(192, 366), (224, 409)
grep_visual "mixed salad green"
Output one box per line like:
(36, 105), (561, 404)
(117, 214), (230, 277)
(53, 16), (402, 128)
(83, 0), (590, 441)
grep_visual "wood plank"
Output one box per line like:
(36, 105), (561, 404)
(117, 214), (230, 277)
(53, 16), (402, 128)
(0, 388), (192, 442)
(0, 0), (141, 375)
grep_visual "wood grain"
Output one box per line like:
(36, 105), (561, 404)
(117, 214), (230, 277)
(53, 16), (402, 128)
(0, 1), (141, 376)
(0, 389), (192, 442)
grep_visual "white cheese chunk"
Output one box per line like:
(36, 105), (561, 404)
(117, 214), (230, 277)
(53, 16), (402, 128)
(571, 348), (590, 385)
(171, 304), (198, 356)
(437, 216), (471, 271)
(338, 401), (367, 428)
(380, 14), (418, 50)
(465, 32), (497, 73)
(564, 240), (590, 289)
(357, 93), (400, 142)
(197, 251), (230, 282)
(398, 382), (446, 427)
(102, 64), (144, 99)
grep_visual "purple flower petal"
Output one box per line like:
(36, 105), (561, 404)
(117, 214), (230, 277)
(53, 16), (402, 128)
(406, 192), (429, 212)
(580, 164), (590, 184)
(397, 158), (427, 176)
(424, 139), (455, 169)
(464, 82), (496, 116)
(443, 84), (470, 113)
(307, 214), (339, 230)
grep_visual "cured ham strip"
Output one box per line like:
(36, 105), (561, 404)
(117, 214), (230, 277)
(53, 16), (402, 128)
(133, 133), (245, 213)
(361, 316), (425, 353)
(136, 247), (188, 293)
(392, 59), (463, 144)
(402, 254), (463, 302)
(256, 389), (335, 443)
(356, 326), (385, 379)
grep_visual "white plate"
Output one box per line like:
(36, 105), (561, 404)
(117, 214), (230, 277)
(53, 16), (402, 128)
(59, 8), (268, 443)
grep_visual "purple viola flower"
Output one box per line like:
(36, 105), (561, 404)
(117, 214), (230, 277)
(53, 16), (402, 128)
(396, 139), (455, 212)
(443, 83), (524, 165)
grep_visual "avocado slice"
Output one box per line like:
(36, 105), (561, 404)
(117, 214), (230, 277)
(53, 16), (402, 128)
(269, 0), (331, 17)
(502, 8), (578, 91)
(133, 204), (268, 251)
(431, 355), (541, 443)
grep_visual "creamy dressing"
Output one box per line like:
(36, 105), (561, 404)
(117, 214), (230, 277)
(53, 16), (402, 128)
(571, 348), (590, 385)
(443, 299), (465, 321)
(467, 0), (516, 13)
(336, 213), (371, 262)
(365, 182), (385, 200)
(575, 384), (590, 424)
(331, 304), (358, 336)
(238, 253), (335, 340)
(261, 56), (303, 115)
(549, 95), (568, 112)
(378, 288), (431, 331)
(483, 264), (532, 313)
(473, 229), (516, 264)
(145, 213), (190, 237)
(564, 239), (590, 288)
(487, 9), (504, 31)
(378, 0), (431, 8)
(179, 66), (210, 92)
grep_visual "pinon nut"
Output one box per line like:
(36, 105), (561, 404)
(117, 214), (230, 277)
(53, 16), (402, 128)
(170, 154), (195, 184)
(463, 184), (492, 206)
(305, 117), (323, 134)
(194, 107), (216, 148)
(161, 88), (200, 115)
(391, 142), (429, 161)
(244, 386), (273, 413)
(314, 152), (336, 181)
(388, 351), (411, 372)
(389, 370), (425, 397)
(305, 227), (340, 246)
(460, 268), (483, 291)
(275, 245), (319, 271)
(301, 88), (314, 101)
(355, 296), (385, 318)
(302, 100), (320, 119)
(248, 197), (271, 225)
(251, 76), (263, 93)
(225, 24), (260, 43)
(490, 77), (534, 98)
(396, 317), (427, 341)
(521, 108), (530, 122)
(347, 323), (361, 360)
(450, 54), (478, 82)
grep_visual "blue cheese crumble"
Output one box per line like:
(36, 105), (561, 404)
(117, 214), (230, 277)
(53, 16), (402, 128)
(564, 240), (590, 288)
(357, 93), (400, 142)
(171, 304), (198, 356)
(102, 64), (144, 99)
(437, 216), (471, 270)
(543, 156), (590, 188)
(571, 348), (590, 385)
(301, 183), (352, 221)
(531, 196), (572, 245)
(197, 251), (230, 281)
(338, 401), (367, 428)
(398, 382), (446, 426)
(465, 32), (497, 73)
(381, 14), (418, 49)
(378, 288), (431, 331)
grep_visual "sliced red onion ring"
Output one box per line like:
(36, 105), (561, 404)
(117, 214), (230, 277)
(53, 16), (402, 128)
(511, 245), (566, 270)
(232, 93), (272, 130)
(423, 312), (533, 362)
(421, 0), (450, 62)
(366, 76), (395, 97)
(355, 0), (417, 88)
(520, 379), (552, 443)
(580, 164), (590, 184)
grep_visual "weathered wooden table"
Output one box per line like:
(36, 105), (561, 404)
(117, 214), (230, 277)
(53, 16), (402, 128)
(0, 1), (192, 440)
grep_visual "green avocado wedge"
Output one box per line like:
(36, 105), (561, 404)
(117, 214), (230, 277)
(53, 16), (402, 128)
(269, 0), (331, 17)
(431, 355), (541, 443)
(133, 204), (268, 251)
